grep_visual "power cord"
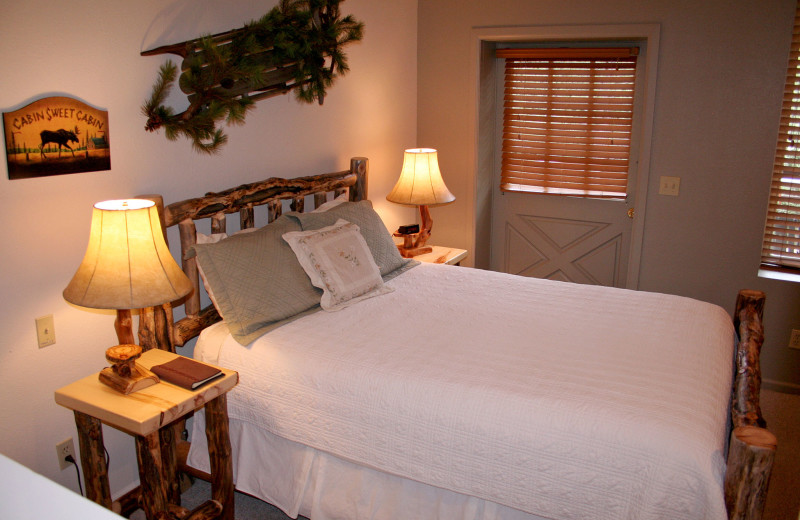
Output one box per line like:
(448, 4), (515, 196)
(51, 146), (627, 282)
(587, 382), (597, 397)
(64, 447), (111, 498)
(64, 454), (83, 497)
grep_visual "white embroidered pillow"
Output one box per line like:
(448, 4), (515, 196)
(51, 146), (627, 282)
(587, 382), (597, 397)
(282, 219), (393, 311)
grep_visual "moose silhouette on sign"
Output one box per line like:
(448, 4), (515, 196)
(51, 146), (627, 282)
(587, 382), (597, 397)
(40, 126), (80, 158)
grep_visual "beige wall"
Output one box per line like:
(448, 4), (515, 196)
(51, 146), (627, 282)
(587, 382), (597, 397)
(418, 0), (800, 389)
(0, 0), (417, 495)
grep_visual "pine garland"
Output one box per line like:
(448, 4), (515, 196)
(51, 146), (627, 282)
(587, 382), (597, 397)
(142, 0), (363, 154)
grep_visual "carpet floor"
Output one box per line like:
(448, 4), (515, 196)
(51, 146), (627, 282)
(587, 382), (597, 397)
(761, 388), (800, 520)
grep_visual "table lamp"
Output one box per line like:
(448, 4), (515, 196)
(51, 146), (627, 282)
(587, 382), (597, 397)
(63, 199), (193, 394)
(387, 148), (455, 258)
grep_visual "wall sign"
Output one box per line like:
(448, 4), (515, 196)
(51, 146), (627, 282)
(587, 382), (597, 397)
(3, 96), (111, 180)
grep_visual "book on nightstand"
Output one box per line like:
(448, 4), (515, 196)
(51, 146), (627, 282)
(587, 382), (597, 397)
(151, 356), (223, 390)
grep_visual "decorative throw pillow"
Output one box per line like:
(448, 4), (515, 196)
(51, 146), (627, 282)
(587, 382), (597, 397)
(282, 219), (393, 311)
(191, 216), (322, 345)
(288, 200), (414, 279)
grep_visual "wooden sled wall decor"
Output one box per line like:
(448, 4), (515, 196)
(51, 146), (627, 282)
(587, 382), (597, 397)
(141, 0), (363, 154)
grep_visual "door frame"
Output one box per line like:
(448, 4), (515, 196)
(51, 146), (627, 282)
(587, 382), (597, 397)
(469, 23), (660, 289)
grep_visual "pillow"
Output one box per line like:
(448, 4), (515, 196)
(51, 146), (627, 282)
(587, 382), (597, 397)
(282, 219), (393, 311)
(288, 200), (412, 278)
(195, 232), (226, 312)
(191, 215), (322, 345)
(195, 228), (258, 313)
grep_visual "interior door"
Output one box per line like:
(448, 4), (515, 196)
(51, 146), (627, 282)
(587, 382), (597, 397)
(489, 45), (647, 289)
(490, 191), (633, 287)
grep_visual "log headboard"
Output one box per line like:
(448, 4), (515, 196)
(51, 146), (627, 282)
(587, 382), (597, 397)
(137, 157), (368, 353)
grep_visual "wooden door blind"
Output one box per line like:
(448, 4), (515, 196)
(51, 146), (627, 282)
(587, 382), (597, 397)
(498, 48), (638, 199)
(761, 5), (800, 274)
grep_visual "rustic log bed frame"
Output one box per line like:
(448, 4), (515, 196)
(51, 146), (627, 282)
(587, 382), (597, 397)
(132, 157), (775, 520)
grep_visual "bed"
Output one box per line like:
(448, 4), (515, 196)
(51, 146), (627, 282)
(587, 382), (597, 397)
(135, 158), (776, 520)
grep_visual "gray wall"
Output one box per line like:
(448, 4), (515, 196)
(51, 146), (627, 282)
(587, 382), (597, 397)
(417, 0), (800, 389)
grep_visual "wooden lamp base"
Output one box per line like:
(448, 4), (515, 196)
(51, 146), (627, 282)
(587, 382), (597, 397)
(394, 232), (433, 258)
(98, 344), (160, 395)
(397, 245), (433, 258)
(394, 204), (434, 258)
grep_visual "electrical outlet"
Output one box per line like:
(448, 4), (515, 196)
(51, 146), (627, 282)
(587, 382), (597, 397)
(56, 438), (75, 470)
(35, 315), (56, 348)
(658, 176), (681, 196)
(789, 329), (800, 350)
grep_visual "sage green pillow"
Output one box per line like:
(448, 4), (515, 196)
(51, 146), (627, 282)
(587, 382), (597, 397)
(288, 200), (414, 278)
(192, 215), (322, 345)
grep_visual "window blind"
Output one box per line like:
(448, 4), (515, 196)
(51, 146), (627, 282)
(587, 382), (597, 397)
(498, 48), (638, 199)
(760, 5), (800, 274)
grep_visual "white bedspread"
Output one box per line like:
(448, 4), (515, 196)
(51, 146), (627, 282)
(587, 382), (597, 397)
(191, 263), (734, 520)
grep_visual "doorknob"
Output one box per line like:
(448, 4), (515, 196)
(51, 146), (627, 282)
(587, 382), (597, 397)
(627, 208), (635, 219)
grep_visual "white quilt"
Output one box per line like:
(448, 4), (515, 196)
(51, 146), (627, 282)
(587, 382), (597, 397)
(192, 263), (734, 520)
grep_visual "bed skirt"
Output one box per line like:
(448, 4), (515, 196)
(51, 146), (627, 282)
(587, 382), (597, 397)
(188, 411), (545, 520)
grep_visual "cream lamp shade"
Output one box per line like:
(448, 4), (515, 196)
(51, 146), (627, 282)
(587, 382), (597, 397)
(386, 148), (455, 258)
(386, 148), (455, 206)
(63, 199), (192, 310)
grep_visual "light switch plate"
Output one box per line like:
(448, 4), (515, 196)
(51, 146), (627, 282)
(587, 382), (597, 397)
(36, 315), (56, 348)
(659, 176), (681, 196)
(789, 329), (800, 350)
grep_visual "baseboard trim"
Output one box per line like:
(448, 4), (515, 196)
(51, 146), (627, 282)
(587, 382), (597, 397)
(762, 378), (800, 395)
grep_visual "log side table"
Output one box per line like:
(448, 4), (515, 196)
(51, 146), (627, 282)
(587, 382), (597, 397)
(55, 349), (239, 520)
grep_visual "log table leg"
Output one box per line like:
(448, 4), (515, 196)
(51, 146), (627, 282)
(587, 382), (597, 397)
(205, 394), (234, 520)
(160, 422), (181, 505)
(74, 411), (112, 509)
(135, 431), (170, 520)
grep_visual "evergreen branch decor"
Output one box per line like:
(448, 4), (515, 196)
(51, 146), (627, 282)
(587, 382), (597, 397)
(141, 0), (363, 154)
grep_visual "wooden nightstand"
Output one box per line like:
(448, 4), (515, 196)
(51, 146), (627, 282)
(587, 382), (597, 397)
(413, 245), (468, 265)
(55, 349), (239, 520)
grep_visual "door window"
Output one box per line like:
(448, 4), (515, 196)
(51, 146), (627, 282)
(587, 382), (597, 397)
(498, 47), (638, 200)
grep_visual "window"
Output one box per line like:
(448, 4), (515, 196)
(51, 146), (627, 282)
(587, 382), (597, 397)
(760, 5), (800, 278)
(497, 47), (638, 199)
